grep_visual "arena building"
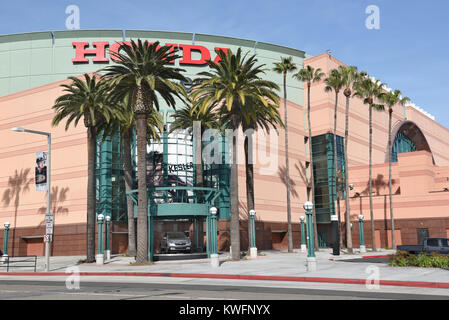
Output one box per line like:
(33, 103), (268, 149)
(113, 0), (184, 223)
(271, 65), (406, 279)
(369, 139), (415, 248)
(0, 30), (448, 257)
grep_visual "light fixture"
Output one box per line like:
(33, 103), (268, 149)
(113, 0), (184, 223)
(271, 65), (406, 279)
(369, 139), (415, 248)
(11, 127), (25, 132)
(249, 209), (256, 216)
(303, 201), (314, 211)
(209, 207), (218, 216)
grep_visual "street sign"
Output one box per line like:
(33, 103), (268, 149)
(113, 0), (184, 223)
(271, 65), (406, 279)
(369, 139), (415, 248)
(45, 214), (54, 223)
(44, 235), (50, 242)
(46, 223), (53, 235)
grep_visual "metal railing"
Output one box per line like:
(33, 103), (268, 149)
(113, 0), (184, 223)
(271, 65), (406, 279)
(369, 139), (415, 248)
(0, 256), (37, 272)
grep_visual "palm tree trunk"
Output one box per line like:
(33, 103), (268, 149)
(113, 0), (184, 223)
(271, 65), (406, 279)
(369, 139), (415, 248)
(136, 113), (149, 263)
(123, 128), (136, 257)
(307, 84), (319, 251)
(230, 113), (241, 260)
(388, 108), (395, 249)
(283, 73), (293, 253)
(86, 126), (96, 263)
(333, 92), (341, 250)
(244, 132), (255, 252)
(194, 122), (203, 203)
(369, 105), (377, 251)
(344, 95), (353, 253)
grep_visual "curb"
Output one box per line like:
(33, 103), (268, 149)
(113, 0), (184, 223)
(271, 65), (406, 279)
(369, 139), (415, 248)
(0, 272), (448, 289)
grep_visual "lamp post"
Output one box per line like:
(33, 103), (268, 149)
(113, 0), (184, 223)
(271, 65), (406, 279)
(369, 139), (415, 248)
(304, 201), (316, 271)
(331, 214), (340, 256)
(358, 215), (366, 253)
(96, 214), (105, 265)
(12, 127), (52, 272)
(249, 209), (257, 258)
(105, 215), (111, 260)
(2, 222), (10, 262)
(209, 207), (219, 267)
(300, 216), (306, 253)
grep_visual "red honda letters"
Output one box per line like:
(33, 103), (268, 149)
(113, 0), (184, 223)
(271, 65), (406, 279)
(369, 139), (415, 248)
(72, 41), (229, 65)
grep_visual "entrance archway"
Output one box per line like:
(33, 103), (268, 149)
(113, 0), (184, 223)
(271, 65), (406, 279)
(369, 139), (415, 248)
(127, 186), (221, 261)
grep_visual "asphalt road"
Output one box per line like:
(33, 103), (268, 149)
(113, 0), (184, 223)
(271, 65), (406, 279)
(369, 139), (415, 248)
(0, 279), (448, 300)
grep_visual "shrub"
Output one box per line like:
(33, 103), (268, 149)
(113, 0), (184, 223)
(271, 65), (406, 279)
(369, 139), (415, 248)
(390, 251), (449, 269)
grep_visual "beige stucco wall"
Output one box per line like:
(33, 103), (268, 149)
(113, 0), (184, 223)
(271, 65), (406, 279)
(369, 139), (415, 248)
(0, 79), (88, 230)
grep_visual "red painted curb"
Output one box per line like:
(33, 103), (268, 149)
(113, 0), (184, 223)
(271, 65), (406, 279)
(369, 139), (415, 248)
(0, 272), (448, 289)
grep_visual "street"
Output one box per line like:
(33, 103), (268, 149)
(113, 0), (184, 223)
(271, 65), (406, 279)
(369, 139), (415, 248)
(0, 278), (448, 300)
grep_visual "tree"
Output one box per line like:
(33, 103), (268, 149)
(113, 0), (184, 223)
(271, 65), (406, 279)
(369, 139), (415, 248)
(99, 95), (164, 257)
(192, 48), (280, 260)
(221, 97), (283, 252)
(273, 57), (297, 253)
(293, 65), (325, 251)
(353, 78), (386, 252)
(52, 74), (114, 262)
(380, 90), (409, 250)
(339, 66), (366, 253)
(102, 40), (187, 263)
(324, 69), (344, 249)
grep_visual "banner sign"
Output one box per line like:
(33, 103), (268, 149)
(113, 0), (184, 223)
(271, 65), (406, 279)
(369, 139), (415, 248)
(35, 152), (48, 191)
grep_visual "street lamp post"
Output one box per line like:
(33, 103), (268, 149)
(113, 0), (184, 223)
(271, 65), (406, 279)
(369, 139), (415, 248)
(300, 216), (306, 253)
(12, 127), (52, 272)
(331, 214), (340, 256)
(2, 222), (10, 262)
(358, 215), (366, 253)
(96, 214), (105, 265)
(249, 210), (257, 258)
(209, 207), (219, 268)
(304, 201), (317, 271)
(105, 215), (111, 260)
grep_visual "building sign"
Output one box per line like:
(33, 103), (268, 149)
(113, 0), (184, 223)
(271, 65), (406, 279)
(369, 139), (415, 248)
(167, 162), (194, 173)
(35, 152), (48, 192)
(72, 41), (229, 65)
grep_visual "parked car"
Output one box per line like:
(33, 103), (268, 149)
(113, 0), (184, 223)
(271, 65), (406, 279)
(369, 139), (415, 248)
(160, 232), (192, 254)
(397, 238), (449, 255)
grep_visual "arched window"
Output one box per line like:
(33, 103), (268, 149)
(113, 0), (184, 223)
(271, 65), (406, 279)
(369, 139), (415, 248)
(391, 132), (417, 162)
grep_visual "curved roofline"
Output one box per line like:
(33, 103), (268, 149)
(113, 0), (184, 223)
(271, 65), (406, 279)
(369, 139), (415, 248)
(386, 120), (435, 164)
(0, 29), (306, 58)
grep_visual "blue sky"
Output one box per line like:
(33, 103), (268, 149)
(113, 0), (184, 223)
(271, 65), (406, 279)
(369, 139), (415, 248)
(1, 0), (448, 127)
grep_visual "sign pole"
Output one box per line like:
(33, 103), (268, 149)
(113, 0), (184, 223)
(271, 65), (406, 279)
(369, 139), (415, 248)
(45, 134), (52, 272)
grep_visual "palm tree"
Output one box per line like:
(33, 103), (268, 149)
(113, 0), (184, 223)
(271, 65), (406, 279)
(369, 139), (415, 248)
(52, 74), (114, 262)
(273, 57), (297, 253)
(221, 97), (283, 252)
(353, 78), (386, 252)
(324, 69), (344, 249)
(339, 66), (365, 253)
(102, 40), (187, 263)
(99, 95), (164, 257)
(293, 65), (325, 251)
(192, 48), (280, 260)
(380, 90), (409, 250)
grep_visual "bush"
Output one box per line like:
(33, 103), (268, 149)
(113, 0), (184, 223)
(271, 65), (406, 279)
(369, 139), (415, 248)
(390, 251), (449, 269)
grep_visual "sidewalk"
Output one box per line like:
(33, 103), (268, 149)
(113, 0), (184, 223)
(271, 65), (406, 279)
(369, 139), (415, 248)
(1, 249), (448, 289)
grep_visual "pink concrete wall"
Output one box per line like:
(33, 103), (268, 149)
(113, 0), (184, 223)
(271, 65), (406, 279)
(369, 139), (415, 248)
(344, 151), (449, 225)
(0, 79), (88, 230)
